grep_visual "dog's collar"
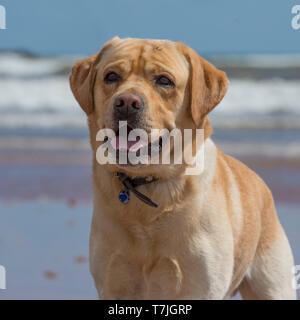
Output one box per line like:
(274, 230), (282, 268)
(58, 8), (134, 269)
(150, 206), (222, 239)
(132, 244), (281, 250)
(116, 172), (158, 208)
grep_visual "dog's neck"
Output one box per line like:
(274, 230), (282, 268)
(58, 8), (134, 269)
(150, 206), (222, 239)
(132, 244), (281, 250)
(116, 172), (159, 207)
(92, 137), (217, 226)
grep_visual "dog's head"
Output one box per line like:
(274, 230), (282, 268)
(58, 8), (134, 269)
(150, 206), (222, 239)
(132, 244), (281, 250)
(70, 37), (228, 176)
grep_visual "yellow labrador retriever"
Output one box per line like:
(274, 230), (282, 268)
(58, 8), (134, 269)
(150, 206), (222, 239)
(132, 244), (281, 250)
(70, 37), (296, 299)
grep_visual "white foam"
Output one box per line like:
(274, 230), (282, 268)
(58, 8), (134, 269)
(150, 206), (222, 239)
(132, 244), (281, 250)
(0, 77), (76, 110)
(0, 54), (299, 129)
(0, 53), (77, 77)
(216, 78), (300, 115)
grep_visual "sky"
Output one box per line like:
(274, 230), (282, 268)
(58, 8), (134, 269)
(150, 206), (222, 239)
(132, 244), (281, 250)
(0, 0), (299, 56)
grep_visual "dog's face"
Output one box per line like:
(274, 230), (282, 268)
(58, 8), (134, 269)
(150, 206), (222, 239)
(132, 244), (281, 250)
(94, 38), (190, 135)
(70, 37), (228, 176)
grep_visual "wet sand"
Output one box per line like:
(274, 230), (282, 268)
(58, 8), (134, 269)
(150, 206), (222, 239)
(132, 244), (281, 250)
(1, 146), (300, 205)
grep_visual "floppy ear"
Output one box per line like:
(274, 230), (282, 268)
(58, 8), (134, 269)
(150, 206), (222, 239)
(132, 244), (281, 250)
(69, 36), (120, 115)
(176, 42), (229, 126)
(69, 53), (100, 115)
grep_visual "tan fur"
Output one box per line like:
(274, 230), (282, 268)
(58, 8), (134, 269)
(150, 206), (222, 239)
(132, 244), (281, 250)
(70, 37), (296, 300)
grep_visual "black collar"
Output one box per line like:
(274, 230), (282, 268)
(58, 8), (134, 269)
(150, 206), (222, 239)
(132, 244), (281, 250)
(116, 172), (158, 208)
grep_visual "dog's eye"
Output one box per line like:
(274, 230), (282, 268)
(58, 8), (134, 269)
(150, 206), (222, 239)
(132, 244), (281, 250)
(104, 72), (121, 83)
(155, 75), (174, 87)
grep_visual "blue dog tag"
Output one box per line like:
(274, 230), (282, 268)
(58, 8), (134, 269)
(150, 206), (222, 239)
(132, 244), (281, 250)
(119, 189), (130, 204)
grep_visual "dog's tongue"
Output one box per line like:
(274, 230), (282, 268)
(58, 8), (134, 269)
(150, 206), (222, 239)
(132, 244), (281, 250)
(111, 136), (148, 152)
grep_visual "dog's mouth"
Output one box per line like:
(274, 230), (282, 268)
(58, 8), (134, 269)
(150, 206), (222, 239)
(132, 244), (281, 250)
(106, 125), (163, 166)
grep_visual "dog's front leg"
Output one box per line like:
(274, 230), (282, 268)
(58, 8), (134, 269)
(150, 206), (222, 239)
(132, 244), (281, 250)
(143, 256), (183, 299)
(102, 253), (144, 300)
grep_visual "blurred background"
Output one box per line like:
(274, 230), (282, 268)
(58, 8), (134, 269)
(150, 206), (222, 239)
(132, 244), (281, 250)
(0, 0), (299, 299)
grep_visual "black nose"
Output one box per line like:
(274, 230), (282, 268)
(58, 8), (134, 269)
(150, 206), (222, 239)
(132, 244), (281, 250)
(113, 93), (144, 116)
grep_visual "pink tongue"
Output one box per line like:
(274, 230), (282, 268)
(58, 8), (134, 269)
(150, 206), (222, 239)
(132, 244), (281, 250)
(111, 136), (148, 152)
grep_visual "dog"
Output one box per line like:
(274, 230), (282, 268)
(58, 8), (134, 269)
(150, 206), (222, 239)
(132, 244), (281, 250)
(70, 37), (296, 299)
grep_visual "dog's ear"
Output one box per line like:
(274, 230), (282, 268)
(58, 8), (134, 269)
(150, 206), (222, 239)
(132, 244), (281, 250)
(176, 42), (228, 126)
(69, 36), (120, 115)
(69, 52), (100, 115)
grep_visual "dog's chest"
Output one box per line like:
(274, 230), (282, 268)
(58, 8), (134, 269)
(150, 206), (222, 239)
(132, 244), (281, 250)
(103, 223), (183, 299)
(106, 252), (183, 300)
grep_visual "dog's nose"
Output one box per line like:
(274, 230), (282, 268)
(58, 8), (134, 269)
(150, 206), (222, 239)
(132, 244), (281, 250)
(113, 93), (144, 115)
